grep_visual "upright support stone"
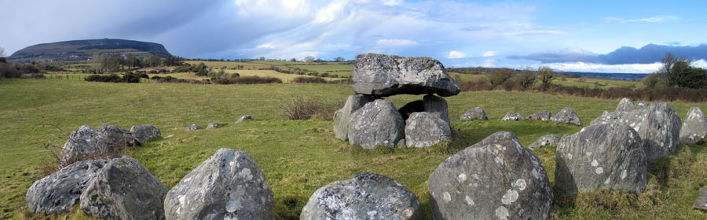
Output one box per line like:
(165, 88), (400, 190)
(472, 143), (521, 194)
(348, 99), (405, 149)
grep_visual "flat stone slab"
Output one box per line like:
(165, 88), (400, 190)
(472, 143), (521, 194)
(694, 188), (707, 211)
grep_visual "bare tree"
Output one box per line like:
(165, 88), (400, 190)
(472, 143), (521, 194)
(304, 56), (315, 63)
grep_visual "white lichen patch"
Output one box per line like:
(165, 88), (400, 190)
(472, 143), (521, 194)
(238, 168), (253, 181)
(591, 159), (599, 167)
(512, 179), (527, 191)
(604, 177), (611, 185)
(458, 173), (467, 183)
(465, 195), (475, 206)
(595, 167), (604, 174)
(567, 153), (573, 160)
(495, 206), (509, 220)
(494, 156), (504, 165)
(443, 192), (451, 203)
(532, 168), (542, 180)
(501, 190), (518, 205)
(621, 170), (628, 180)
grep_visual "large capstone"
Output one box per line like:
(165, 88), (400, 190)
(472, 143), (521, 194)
(680, 107), (707, 144)
(333, 95), (375, 140)
(130, 124), (161, 144)
(501, 112), (524, 121)
(60, 125), (114, 167)
(528, 134), (561, 149)
(405, 112), (452, 148)
(460, 107), (488, 121)
(164, 148), (274, 220)
(551, 108), (582, 126)
(591, 99), (682, 162)
(348, 99), (405, 149)
(26, 160), (108, 214)
(429, 131), (553, 220)
(80, 156), (168, 219)
(555, 123), (647, 195)
(528, 110), (552, 121)
(301, 173), (423, 220)
(352, 53), (460, 97)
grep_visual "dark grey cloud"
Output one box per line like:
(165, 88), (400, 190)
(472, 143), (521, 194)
(510, 44), (707, 64)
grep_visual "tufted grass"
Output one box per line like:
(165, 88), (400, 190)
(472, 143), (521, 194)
(0, 78), (706, 219)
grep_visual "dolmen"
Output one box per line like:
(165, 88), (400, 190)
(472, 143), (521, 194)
(334, 53), (461, 149)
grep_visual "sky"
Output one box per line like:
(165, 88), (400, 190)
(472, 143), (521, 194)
(2, 0), (707, 73)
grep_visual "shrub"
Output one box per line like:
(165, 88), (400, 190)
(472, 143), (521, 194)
(281, 96), (342, 120)
(292, 76), (326, 83)
(85, 74), (122, 82)
(488, 70), (514, 88)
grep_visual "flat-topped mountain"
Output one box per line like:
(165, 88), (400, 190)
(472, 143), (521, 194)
(9, 39), (171, 64)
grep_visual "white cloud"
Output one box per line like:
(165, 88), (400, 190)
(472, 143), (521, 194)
(447, 50), (466, 59)
(256, 43), (275, 49)
(377, 39), (418, 47)
(605, 15), (677, 24)
(536, 62), (663, 73)
(381, 0), (402, 6)
(482, 51), (496, 57)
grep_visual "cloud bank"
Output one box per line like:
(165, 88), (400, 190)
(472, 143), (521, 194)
(510, 44), (707, 65)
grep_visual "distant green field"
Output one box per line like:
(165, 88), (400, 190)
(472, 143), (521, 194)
(1, 78), (705, 219)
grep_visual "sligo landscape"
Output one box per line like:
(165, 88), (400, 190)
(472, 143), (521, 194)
(1, 1), (707, 220)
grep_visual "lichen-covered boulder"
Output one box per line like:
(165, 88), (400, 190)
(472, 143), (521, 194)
(423, 94), (450, 123)
(528, 110), (552, 121)
(551, 108), (582, 126)
(185, 124), (203, 131)
(301, 173), (423, 220)
(591, 99), (681, 162)
(349, 99), (405, 149)
(405, 112), (451, 148)
(501, 112), (524, 121)
(26, 160), (108, 214)
(460, 107), (488, 121)
(98, 123), (138, 148)
(60, 125), (113, 167)
(555, 123), (647, 195)
(164, 148), (274, 220)
(429, 131), (553, 220)
(680, 107), (707, 144)
(528, 134), (561, 149)
(352, 53), (460, 97)
(130, 124), (161, 143)
(80, 156), (167, 220)
(206, 122), (226, 129)
(333, 95), (375, 140)
(236, 115), (253, 124)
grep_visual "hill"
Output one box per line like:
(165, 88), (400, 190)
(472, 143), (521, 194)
(8, 39), (171, 64)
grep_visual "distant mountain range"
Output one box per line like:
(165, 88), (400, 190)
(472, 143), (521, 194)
(9, 39), (171, 64)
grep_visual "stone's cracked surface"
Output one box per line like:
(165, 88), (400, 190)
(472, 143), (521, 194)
(555, 123), (647, 195)
(429, 131), (552, 220)
(352, 53), (460, 97)
(301, 172), (423, 220)
(164, 148), (274, 220)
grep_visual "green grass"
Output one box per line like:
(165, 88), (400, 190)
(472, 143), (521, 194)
(1, 78), (706, 219)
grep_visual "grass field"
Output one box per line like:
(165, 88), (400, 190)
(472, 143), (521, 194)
(1, 78), (706, 219)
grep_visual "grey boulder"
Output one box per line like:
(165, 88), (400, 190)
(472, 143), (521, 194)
(352, 53), (460, 97)
(98, 123), (138, 148)
(423, 94), (450, 123)
(301, 173), (423, 220)
(185, 124), (203, 131)
(130, 124), (161, 144)
(551, 108), (583, 126)
(680, 107), (707, 144)
(405, 112), (452, 148)
(555, 123), (647, 195)
(60, 125), (113, 167)
(80, 156), (167, 220)
(206, 122), (226, 129)
(236, 115), (253, 124)
(460, 107), (488, 121)
(429, 131), (553, 220)
(528, 134), (561, 149)
(694, 188), (707, 211)
(528, 110), (552, 121)
(164, 148), (274, 220)
(333, 95), (375, 141)
(591, 99), (682, 162)
(501, 112), (524, 121)
(26, 160), (108, 214)
(348, 99), (405, 149)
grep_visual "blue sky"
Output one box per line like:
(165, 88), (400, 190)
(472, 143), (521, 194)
(2, 0), (707, 73)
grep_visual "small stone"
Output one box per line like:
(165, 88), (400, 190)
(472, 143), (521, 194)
(185, 124), (203, 131)
(501, 112), (524, 121)
(236, 115), (254, 124)
(206, 122), (226, 129)
(528, 134), (561, 149)
(130, 124), (161, 143)
(551, 108), (583, 126)
(460, 107), (488, 121)
(693, 188), (707, 211)
(527, 110), (552, 121)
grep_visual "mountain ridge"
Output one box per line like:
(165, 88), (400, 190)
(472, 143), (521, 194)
(9, 39), (172, 64)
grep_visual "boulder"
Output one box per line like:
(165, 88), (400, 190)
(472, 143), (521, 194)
(185, 124), (203, 131)
(555, 123), (647, 195)
(694, 188), (707, 211)
(551, 108), (582, 126)
(680, 107), (707, 144)
(26, 160), (108, 214)
(527, 110), (552, 121)
(423, 94), (450, 123)
(348, 99), (405, 149)
(301, 173), (423, 220)
(352, 53), (461, 97)
(235, 115), (253, 124)
(59, 125), (113, 167)
(98, 123), (138, 148)
(398, 100), (424, 121)
(591, 99), (682, 162)
(460, 107), (488, 121)
(164, 148), (274, 220)
(429, 131), (553, 220)
(333, 95), (375, 140)
(501, 112), (524, 121)
(130, 124), (161, 143)
(405, 112), (452, 148)
(528, 134), (561, 149)
(616, 97), (639, 112)
(80, 156), (167, 219)
(206, 122), (226, 129)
